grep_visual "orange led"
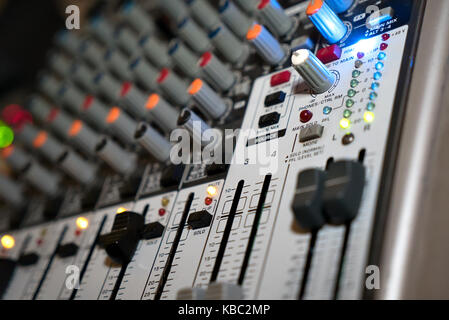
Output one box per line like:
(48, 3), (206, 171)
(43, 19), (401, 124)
(106, 107), (121, 124)
(33, 131), (48, 149)
(246, 24), (263, 40)
(1, 145), (14, 159)
(68, 120), (83, 137)
(188, 79), (203, 95)
(145, 94), (160, 110)
(306, 0), (323, 16)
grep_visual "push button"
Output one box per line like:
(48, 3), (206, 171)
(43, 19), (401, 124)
(270, 70), (291, 87)
(299, 124), (324, 143)
(187, 210), (213, 229)
(258, 112), (280, 128)
(316, 44), (342, 64)
(264, 91), (286, 107)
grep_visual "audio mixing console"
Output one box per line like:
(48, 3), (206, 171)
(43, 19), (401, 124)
(0, 0), (448, 301)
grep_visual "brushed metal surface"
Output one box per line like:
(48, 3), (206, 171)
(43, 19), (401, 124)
(377, 0), (449, 299)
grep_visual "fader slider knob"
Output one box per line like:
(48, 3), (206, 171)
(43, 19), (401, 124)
(291, 49), (335, 94)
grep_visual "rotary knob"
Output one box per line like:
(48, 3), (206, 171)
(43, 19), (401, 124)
(306, 0), (347, 44)
(257, 0), (294, 38)
(187, 79), (227, 120)
(291, 49), (335, 94)
(219, 0), (254, 40)
(246, 24), (285, 65)
(326, 0), (353, 14)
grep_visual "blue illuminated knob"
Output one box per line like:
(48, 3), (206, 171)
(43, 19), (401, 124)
(306, 0), (347, 44)
(326, 0), (353, 14)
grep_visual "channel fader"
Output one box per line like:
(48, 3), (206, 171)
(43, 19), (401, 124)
(0, 0), (447, 301)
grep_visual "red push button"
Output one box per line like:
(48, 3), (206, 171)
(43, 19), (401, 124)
(316, 44), (342, 64)
(270, 70), (291, 87)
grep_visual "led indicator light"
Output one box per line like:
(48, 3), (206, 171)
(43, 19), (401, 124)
(347, 89), (356, 98)
(375, 62), (384, 70)
(378, 52), (386, 60)
(161, 197), (170, 207)
(367, 102), (376, 111)
(158, 208), (166, 216)
(205, 197), (213, 206)
(352, 70), (361, 78)
(382, 33), (390, 41)
(1, 235), (15, 249)
(371, 82), (380, 90)
(364, 111), (375, 123)
(340, 118), (351, 129)
(116, 207), (128, 214)
(357, 52), (364, 59)
(323, 106), (332, 115)
(369, 92), (378, 100)
(0, 125), (14, 148)
(346, 99), (354, 108)
(374, 72), (382, 80)
(350, 79), (359, 88)
(76, 217), (89, 230)
(354, 60), (363, 69)
(380, 43), (388, 51)
(300, 110), (313, 123)
(207, 185), (218, 196)
(343, 110), (352, 118)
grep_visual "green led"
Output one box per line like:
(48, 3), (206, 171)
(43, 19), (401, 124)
(350, 79), (359, 88)
(346, 99), (354, 108)
(323, 106), (332, 115)
(352, 70), (361, 78)
(369, 92), (378, 100)
(343, 110), (352, 118)
(366, 102), (375, 111)
(0, 126), (14, 148)
(347, 89), (356, 97)
(354, 60), (363, 69)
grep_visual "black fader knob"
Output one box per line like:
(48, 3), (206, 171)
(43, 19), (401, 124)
(141, 222), (165, 240)
(291, 169), (327, 231)
(322, 160), (366, 225)
(56, 243), (79, 258)
(187, 210), (213, 230)
(99, 211), (144, 264)
(0, 258), (16, 298)
(17, 253), (40, 266)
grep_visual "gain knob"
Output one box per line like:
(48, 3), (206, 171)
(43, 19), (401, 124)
(291, 49), (335, 94)
(306, 0), (347, 44)
(120, 1), (155, 35)
(187, 79), (227, 120)
(257, 0), (294, 38)
(326, 0), (353, 14)
(198, 52), (235, 92)
(219, 0), (254, 40)
(186, 0), (221, 31)
(246, 23), (286, 65)
(134, 123), (172, 162)
(177, 17), (211, 54)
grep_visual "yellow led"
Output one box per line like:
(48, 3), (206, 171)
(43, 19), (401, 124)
(206, 185), (218, 197)
(1, 235), (15, 249)
(161, 197), (170, 207)
(76, 217), (89, 230)
(364, 111), (375, 123)
(116, 207), (128, 214)
(340, 118), (351, 129)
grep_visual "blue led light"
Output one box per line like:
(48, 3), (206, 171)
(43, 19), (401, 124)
(367, 102), (375, 111)
(323, 106), (332, 115)
(369, 92), (378, 100)
(371, 82), (380, 90)
(354, 37), (379, 54)
(378, 52), (387, 60)
(374, 72), (382, 80)
(307, 1), (347, 44)
(375, 62), (384, 70)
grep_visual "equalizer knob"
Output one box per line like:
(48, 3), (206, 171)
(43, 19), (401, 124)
(291, 49), (335, 94)
(306, 0), (347, 44)
(139, 36), (171, 69)
(257, 0), (294, 38)
(177, 17), (211, 54)
(114, 26), (140, 57)
(187, 79), (227, 120)
(157, 68), (190, 106)
(326, 0), (353, 14)
(209, 25), (249, 64)
(219, 0), (254, 40)
(120, 1), (155, 35)
(134, 123), (172, 162)
(156, 0), (188, 24)
(186, 0), (221, 31)
(89, 15), (115, 46)
(129, 57), (159, 91)
(177, 108), (212, 147)
(104, 107), (138, 146)
(198, 52), (235, 92)
(168, 40), (200, 79)
(234, 0), (259, 15)
(144, 94), (179, 132)
(246, 24), (286, 65)
(95, 137), (137, 176)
